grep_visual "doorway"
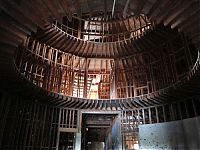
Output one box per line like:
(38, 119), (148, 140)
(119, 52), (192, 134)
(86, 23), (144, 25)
(80, 111), (122, 150)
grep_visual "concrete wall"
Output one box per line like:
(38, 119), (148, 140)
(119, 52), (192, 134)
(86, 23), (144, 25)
(105, 115), (122, 150)
(111, 116), (122, 150)
(139, 117), (200, 149)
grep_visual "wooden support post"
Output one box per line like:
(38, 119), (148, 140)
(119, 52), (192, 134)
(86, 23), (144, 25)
(148, 108), (152, 124)
(155, 107), (159, 123)
(111, 60), (117, 98)
(70, 57), (75, 96)
(162, 106), (166, 122)
(78, 18), (82, 39)
(184, 102), (189, 118)
(31, 40), (35, 52)
(83, 59), (88, 98)
(56, 108), (62, 150)
(192, 99), (197, 117)
(39, 106), (47, 148)
(142, 109), (145, 124)
(58, 67), (63, 93)
(0, 94), (11, 148)
(137, 109), (140, 125)
(170, 104), (175, 121)
(183, 34), (193, 69)
(178, 102), (183, 120)
(124, 111), (128, 131)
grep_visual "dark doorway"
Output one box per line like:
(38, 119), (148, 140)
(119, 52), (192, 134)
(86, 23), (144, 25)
(81, 113), (120, 150)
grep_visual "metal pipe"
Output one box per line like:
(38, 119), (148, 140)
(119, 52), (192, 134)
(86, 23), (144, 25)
(123, 0), (130, 18)
(112, 0), (116, 17)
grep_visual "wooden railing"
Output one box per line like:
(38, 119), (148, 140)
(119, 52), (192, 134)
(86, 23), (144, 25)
(14, 35), (199, 101)
(52, 14), (152, 43)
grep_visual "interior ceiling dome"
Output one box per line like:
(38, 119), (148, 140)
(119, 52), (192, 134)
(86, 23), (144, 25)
(51, 0), (149, 20)
(33, 13), (155, 58)
(27, 0), (199, 59)
(1, 1), (200, 149)
(30, 0), (153, 58)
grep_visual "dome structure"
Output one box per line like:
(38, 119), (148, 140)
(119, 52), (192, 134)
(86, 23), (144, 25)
(0, 0), (200, 149)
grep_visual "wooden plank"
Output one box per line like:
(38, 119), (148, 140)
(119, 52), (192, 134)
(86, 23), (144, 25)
(59, 128), (78, 133)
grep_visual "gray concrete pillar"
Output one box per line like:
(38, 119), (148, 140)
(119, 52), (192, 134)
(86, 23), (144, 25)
(75, 132), (81, 150)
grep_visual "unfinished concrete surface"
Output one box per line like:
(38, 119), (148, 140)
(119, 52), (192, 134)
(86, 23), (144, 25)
(139, 117), (200, 149)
